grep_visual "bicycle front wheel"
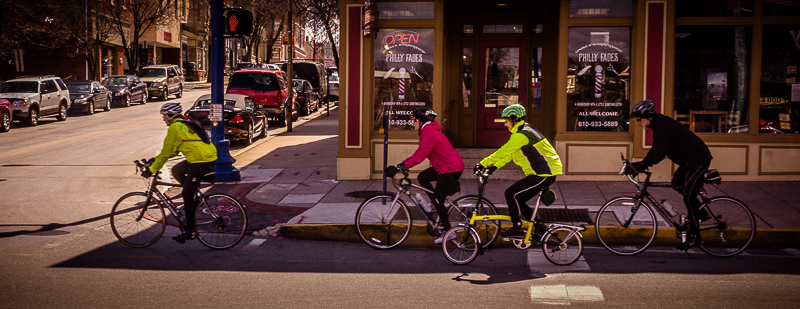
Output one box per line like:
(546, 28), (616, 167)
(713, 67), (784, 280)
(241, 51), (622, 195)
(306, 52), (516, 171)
(195, 194), (248, 250)
(698, 196), (756, 257)
(355, 194), (411, 249)
(595, 196), (657, 255)
(442, 226), (480, 265)
(450, 195), (500, 249)
(542, 227), (583, 266)
(111, 192), (166, 248)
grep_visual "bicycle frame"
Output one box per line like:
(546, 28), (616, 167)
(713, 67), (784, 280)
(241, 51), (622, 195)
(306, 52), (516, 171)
(384, 171), (468, 228)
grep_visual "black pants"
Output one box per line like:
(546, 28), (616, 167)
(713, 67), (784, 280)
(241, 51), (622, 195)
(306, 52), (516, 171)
(505, 175), (556, 228)
(418, 168), (462, 231)
(672, 163), (709, 236)
(172, 160), (216, 231)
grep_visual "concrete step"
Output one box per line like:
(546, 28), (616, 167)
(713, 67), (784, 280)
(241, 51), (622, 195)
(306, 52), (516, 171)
(457, 148), (526, 180)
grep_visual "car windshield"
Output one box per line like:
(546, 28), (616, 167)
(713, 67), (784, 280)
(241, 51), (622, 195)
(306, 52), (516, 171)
(139, 68), (166, 78)
(293, 81), (304, 91)
(193, 99), (238, 109)
(0, 81), (38, 93)
(237, 63), (256, 69)
(67, 84), (91, 93)
(228, 73), (280, 91)
(103, 77), (128, 87)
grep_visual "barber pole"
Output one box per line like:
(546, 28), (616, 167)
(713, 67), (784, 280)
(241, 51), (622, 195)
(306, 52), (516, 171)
(594, 65), (603, 99)
(398, 67), (407, 100)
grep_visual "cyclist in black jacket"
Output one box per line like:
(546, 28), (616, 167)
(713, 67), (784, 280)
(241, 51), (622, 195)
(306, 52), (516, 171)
(628, 100), (713, 250)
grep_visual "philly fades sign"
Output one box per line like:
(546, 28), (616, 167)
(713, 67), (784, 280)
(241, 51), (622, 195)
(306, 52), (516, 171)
(373, 29), (435, 130)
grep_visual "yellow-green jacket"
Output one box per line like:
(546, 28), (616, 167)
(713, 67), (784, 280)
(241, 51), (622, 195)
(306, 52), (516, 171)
(480, 121), (562, 177)
(149, 119), (217, 173)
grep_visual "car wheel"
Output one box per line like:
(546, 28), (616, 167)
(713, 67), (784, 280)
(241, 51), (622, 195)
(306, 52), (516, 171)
(244, 124), (254, 145)
(103, 98), (111, 111)
(125, 94), (131, 107)
(1, 111), (10, 132)
(56, 104), (68, 121)
(176, 86), (183, 98)
(26, 108), (39, 126)
(161, 89), (169, 101)
(140, 92), (147, 105)
(87, 101), (95, 115)
(259, 119), (268, 137)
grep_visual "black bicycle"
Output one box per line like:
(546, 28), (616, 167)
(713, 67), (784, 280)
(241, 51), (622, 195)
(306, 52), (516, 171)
(594, 154), (755, 257)
(110, 159), (248, 249)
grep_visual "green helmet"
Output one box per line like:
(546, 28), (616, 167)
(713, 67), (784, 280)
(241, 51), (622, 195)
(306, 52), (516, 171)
(501, 104), (526, 122)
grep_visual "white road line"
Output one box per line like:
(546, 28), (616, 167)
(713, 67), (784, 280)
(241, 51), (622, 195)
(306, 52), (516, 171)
(243, 238), (266, 250)
(530, 285), (604, 305)
(784, 248), (800, 257)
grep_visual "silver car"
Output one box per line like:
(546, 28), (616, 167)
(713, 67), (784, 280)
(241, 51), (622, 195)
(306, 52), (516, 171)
(0, 75), (71, 126)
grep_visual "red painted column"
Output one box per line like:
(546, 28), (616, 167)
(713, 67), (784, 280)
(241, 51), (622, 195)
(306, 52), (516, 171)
(644, 2), (665, 146)
(346, 5), (363, 148)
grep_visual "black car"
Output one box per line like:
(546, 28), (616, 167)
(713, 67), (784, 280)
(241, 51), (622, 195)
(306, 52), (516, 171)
(292, 79), (321, 115)
(185, 93), (268, 145)
(66, 81), (112, 114)
(102, 75), (148, 107)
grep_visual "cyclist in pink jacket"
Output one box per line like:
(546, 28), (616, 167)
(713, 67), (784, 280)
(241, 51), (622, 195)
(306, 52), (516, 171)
(397, 107), (465, 244)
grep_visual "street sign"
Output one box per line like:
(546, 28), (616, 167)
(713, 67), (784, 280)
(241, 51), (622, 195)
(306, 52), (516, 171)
(210, 103), (223, 121)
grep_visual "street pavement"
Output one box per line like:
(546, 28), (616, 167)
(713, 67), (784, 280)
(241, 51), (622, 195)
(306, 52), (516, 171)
(185, 80), (800, 249)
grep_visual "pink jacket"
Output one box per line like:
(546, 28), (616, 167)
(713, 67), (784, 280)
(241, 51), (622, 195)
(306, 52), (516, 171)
(402, 121), (465, 174)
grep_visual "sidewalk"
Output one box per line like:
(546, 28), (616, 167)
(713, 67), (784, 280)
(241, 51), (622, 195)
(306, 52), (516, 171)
(216, 107), (800, 248)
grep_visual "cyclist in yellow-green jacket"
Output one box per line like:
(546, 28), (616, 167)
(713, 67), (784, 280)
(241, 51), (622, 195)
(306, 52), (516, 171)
(141, 102), (217, 244)
(476, 104), (563, 239)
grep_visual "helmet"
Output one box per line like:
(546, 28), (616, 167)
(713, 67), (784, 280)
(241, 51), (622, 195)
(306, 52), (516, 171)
(629, 100), (655, 119)
(160, 102), (182, 116)
(411, 107), (437, 124)
(501, 104), (526, 122)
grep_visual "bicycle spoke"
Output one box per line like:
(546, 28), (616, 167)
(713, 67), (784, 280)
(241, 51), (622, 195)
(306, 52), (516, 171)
(595, 197), (657, 255)
(698, 197), (755, 257)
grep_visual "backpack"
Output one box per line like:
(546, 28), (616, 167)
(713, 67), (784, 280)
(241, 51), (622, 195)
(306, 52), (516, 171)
(178, 120), (210, 144)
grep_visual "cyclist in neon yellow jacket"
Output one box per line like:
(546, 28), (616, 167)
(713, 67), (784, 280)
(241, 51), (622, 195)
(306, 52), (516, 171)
(142, 102), (217, 243)
(477, 104), (563, 238)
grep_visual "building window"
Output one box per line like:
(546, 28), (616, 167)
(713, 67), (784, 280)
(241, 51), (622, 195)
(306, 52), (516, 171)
(462, 48), (472, 107)
(674, 25), (752, 133)
(569, 0), (632, 18)
(759, 24), (800, 134)
(676, 0), (753, 17)
(483, 25), (523, 34)
(566, 27), (631, 132)
(531, 47), (543, 109)
(377, 2), (434, 20)
(463, 25), (473, 34)
(764, 1), (800, 16)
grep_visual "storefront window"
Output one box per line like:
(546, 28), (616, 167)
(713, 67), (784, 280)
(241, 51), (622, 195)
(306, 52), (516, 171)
(569, 0), (632, 18)
(483, 25), (523, 34)
(676, 0), (753, 17)
(377, 2), (434, 20)
(462, 48), (472, 107)
(764, 1), (800, 16)
(566, 27), (631, 132)
(760, 24), (800, 134)
(373, 28), (435, 130)
(674, 26), (752, 133)
(531, 47), (543, 109)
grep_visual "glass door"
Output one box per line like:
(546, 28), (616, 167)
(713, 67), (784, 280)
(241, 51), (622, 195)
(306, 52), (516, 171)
(476, 41), (527, 147)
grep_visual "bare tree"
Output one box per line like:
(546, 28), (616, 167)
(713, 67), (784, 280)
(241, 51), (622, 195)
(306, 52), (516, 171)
(295, 0), (339, 68)
(103, 0), (175, 74)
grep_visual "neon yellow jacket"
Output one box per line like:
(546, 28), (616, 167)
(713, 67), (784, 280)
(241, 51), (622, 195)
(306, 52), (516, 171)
(149, 119), (217, 173)
(480, 121), (562, 177)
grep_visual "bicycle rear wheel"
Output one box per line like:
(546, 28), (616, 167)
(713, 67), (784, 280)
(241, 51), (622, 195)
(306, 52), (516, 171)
(450, 195), (500, 249)
(595, 196), (657, 255)
(111, 192), (166, 248)
(698, 196), (755, 257)
(195, 194), (248, 250)
(542, 227), (583, 265)
(442, 226), (480, 265)
(355, 194), (411, 249)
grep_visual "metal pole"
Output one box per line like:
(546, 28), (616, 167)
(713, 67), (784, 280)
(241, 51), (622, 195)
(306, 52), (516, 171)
(211, 0), (240, 182)
(285, 0), (293, 132)
(382, 112), (388, 194)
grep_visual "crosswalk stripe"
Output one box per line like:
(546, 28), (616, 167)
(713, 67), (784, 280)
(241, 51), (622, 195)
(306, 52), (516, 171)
(530, 285), (604, 305)
(243, 238), (266, 250)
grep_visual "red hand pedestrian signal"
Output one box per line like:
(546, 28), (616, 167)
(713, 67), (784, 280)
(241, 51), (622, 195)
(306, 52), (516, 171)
(225, 10), (252, 35)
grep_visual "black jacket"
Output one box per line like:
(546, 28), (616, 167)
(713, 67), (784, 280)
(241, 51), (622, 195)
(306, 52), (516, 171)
(641, 113), (713, 167)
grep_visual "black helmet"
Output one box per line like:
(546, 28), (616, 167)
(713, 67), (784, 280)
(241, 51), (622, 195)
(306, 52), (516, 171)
(411, 107), (437, 124)
(629, 99), (656, 119)
(160, 102), (183, 116)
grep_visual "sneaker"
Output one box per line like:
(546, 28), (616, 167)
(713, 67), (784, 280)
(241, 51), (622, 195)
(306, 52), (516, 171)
(173, 230), (196, 244)
(500, 227), (526, 239)
(675, 234), (702, 251)
(434, 232), (457, 244)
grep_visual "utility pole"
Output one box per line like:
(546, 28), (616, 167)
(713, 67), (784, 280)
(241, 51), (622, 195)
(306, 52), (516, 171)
(285, 0), (294, 132)
(210, 0), (240, 182)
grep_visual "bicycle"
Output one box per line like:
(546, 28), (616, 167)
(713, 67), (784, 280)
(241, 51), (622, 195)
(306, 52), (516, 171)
(594, 154), (756, 257)
(441, 167), (585, 265)
(110, 159), (249, 250)
(355, 169), (501, 250)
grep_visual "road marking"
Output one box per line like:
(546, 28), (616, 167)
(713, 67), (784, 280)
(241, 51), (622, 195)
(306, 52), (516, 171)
(530, 285), (604, 305)
(784, 248), (800, 257)
(0, 117), (161, 159)
(243, 238), (266, 250)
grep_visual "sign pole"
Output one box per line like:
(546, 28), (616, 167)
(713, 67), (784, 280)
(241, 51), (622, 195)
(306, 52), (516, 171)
(210, 0), (240, 182)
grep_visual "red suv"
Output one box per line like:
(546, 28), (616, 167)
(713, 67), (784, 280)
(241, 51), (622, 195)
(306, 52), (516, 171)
(225, 69), (298, 124)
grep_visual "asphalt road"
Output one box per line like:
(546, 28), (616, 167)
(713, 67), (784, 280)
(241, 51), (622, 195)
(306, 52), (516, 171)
(1, 90), (799, 307)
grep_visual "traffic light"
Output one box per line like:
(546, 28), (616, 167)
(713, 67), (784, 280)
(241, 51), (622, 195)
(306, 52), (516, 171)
(225, 9), (253, 35)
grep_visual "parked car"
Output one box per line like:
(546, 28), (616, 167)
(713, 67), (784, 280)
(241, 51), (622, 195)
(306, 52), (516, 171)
(102, 75), (148, 107)
(225, 69), (298, 125)
(292, 79), (321, 115)
(327, 72), (339, 102)
(185, 93), (268, 145)
(66, 81), (112, 114)
(0, 75), (71, 126)
(139, 64), (184, 100)
(236, 62), (266, 69)
(265, 63), (281, 71)
(279, 61), (328, 102)
(0, 99), (11, 132)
